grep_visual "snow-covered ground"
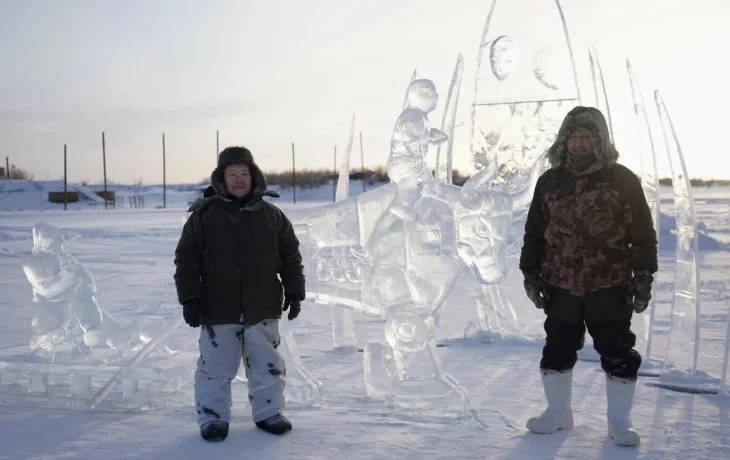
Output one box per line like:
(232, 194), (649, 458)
(0, 182), (729, 459)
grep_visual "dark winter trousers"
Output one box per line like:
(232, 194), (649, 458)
(195, 321), (286, 427)
(540, 285), (641, 379)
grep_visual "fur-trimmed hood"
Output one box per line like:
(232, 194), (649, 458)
(546, 106), (618, 171)
(210, 146), (279, 200)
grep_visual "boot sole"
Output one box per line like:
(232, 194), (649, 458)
(256, 425), (292, 435)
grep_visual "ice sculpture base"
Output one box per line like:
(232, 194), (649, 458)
(363, 342), (469, 414)
(0, 355), (192, 412)
(646, 368), (723, 395)
(278, 328), (324, 405)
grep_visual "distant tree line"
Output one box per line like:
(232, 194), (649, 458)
(658, 178), (730, 187)
(0, 165), (34, 180)
(199, 167), (470, 189)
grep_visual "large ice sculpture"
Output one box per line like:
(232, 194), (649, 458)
(22, 223), (144, 361)
(464, 0), (580, 340)
(655, 91), (701, 381)
(286, 78), (513, 411)
(627, 60), (661, 365)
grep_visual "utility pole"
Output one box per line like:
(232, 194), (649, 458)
(291, 142), (297, 204)
(162, 133), (167, 208)
(63, 145), (68, 211)
(102, 132), (108, 209)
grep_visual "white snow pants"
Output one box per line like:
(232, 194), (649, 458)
(195, 321), (286, 426)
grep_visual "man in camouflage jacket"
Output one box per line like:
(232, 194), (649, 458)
(519, 106), (657, 446)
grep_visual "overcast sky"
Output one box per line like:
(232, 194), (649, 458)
(1, 0), (728, 183)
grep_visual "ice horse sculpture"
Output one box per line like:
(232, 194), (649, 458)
(286, 78), (513, 410)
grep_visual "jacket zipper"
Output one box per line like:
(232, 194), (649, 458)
(237, 207), (246, 324)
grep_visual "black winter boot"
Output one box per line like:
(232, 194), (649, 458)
(200, 420), (229, 441)
(255, 414), (292, 435)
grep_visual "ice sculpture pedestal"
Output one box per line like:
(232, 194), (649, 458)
(363, 342), (469, 414)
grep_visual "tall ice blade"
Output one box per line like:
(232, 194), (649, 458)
(627, 60), (661, 363)
(435, 54), (464, 184)
(588, 45), (614, 142)
(655, 90), (701, 379)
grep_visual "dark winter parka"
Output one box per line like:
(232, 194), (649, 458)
(519, 106), (658, 295)
(174, 147), (305, 326)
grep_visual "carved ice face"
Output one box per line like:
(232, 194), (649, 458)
(404, 79), (438, 113)
(490, 35), (518, 81)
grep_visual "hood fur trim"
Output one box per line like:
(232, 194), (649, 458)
(546, 106), (618, 170)
(210, 146), (279, 199)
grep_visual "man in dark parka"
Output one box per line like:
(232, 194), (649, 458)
(174, 146), (305, 441)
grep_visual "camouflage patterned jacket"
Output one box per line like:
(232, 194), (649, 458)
(519, 106), (658, 295)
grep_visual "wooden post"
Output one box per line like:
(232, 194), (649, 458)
(333, 145), (337, 202)
(102, 132), (108, 209)
(291, 142), (297, 204)
(359, 131), (365, 193)
(63, 145), (67, 210)
(162, 133), (166, 208)
(5, 157), (8, 179)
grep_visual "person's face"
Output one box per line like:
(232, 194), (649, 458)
(566, 130), (592, 156)
(224, 164), (252, 198)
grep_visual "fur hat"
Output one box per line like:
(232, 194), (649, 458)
(546, 106), (618, 170)
(210, 146), (269, 198)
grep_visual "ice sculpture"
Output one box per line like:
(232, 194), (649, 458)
(286, 78), (514, 410)
(331, 113), (359, 352)
(0, 222), (321, 411)
(627, 60), (661, 365)
(470, 0), (579, 207)
(435, 54), (464, 184)
(588, 46), (614, 142)
(464, 0), (580, 340)
(22, 223), (145, 361)
(655, 91), (701, 380)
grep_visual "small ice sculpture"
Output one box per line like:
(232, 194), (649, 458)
(22, 223), (144, 361)
(655, 91), (701, 380)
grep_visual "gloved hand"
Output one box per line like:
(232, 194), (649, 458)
(282, 295), (302, 321)
(182, 298), (201, 328)
(628, 270), (653, 313)
(523, 270), (551, 310)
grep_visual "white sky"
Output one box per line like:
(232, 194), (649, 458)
(1, 0), (728, 183)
